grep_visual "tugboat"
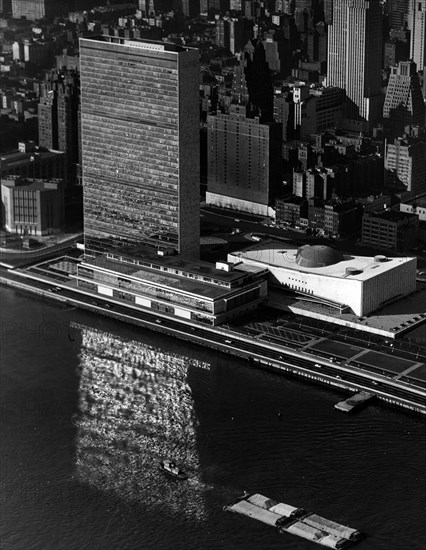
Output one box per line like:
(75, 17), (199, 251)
(159, 459), (188, 480)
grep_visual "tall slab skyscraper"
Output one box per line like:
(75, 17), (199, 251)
(408, 0), (426, 74)
(327, 0), (383, 133)
(79, 37), (200, 258)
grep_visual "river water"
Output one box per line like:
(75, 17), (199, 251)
(1, 287), (425, 550)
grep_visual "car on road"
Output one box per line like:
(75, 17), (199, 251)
(224, 339), (232, 344)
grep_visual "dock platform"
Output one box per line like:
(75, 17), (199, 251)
(335, 391), (374, 413)
(224, 493), (363, 548)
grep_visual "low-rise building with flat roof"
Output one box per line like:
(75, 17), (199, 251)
(227, 241), (417, 316)
(75, 247), (269, 325)
(1, 176), (64, 235)
(362, 210), (419, 252)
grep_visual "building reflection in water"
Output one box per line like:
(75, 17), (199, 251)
(72, 323), (211, 518)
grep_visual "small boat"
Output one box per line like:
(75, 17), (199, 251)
(159, 459), (188, 480)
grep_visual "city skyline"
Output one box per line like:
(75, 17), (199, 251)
(1, 3), (426, 549)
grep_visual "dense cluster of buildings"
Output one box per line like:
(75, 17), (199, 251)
(1, 0), (425, 325)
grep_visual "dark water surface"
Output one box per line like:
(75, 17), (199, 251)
(1, 287), (425, 550)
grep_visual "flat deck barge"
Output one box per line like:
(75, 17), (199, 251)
(224, 493), (363, 548)
(335, 391), (374, 413)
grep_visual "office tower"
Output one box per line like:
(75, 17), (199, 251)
(206, 62), (281, 216)
(11, 0), (68, 20)
(175, 0), (199, 17)
(384, 38), (410, 69)
(408, 0), (426, 73)
(215, 18), (230, 48)
(275, 0), (294, 15)
(274, 91), (295, 142)
(263, 29), (291, 76)
(231, 61), (250, 105)
(38, 69), (81, 185)
(323, 0), (333, 24)
(203, 0), (229, 11)
(138, 0), (155, 14)
(207, 103), (281, 216)
(383, 60), (425, 137)
(216, 17), (253, 54)
(79, 37), (200, 258)
(230, 18), (254, 54)
(230, 0), (242, 10)
(327, 0), (383, 133)
(0, 0), (12, 15)
(243, 39), (274, 122)
(384, 26), (411, 68)
(384, 137), (426, 194)
(38, 88), (57, 151)
(388, 0), (409, 29)
(210, 60), (280, 213)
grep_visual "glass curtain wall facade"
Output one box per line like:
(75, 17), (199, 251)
(79, 37), (200, 258)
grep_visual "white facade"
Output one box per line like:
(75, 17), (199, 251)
(400, 200), (426, 221)
(206, 191), (272, 217)
(409, 0), (426, 71)
(228, 242), (417, 316)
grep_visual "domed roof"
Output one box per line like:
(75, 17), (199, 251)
(295, 245), (344, 268)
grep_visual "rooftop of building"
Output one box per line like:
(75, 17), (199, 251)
(81, 35), (198, 54)
(400, 193), (426, 207)
(82, 250), (266, 300)
(365, 209), (419, 222)
(1, 176), (62, 190)
(387, 135), (426, 147)
(276, 195), (307, 205)
(357, 194), (392, 205)
(323, 200), (358, 212)
(110, 244), (265, 277)
(0, 149), (64, 166)
(228, 240), (415, 282)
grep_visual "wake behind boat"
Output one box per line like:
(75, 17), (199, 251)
(159, 459), (188, 480)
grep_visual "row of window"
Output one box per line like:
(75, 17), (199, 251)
(78, 271), (214, 313)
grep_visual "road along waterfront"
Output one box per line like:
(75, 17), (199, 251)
(1, 265), (425, 416)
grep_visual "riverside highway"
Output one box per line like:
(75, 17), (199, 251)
(1, 264), (425, 416)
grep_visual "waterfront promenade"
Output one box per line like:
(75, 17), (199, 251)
(1, 260), (425, 416)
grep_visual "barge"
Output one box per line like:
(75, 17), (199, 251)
(224, 493), (363, 548)
(334, 391), (374, 413)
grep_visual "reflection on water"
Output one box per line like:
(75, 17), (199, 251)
(72, 323), (211, 520)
